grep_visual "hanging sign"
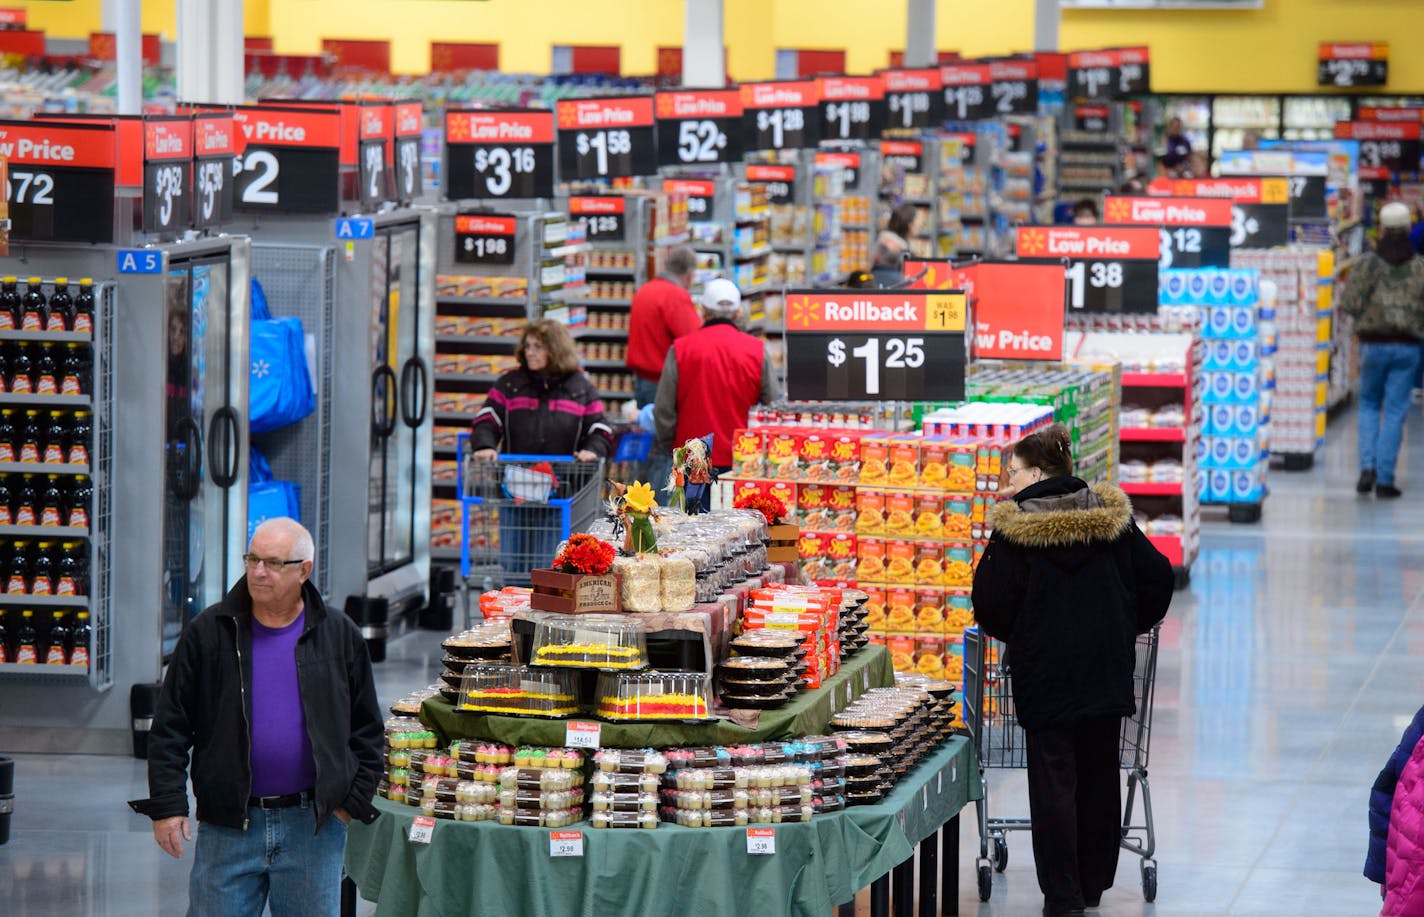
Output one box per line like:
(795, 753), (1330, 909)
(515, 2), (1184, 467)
(1016, 226), (1160, 314)
(1147, 177), (1292, 249)
(941, 62), (994, 122)
(1074, 105), (1112, 133)
(663, 179), (716, 220)
(881, 68), (944, 132)
(142, 117), (191, 235)
(741, 81), (820, 152)
(655, 89), (742, 167)
(1103, 195), (1232, 269)
(357, 103), (393, 210)
(817, 76), (884, 143)
(192, 113), (235, 230)
(905, 260), (1066, 361)
(556, 96), (657, 181)
(454, 214), (517, 265)
(1358, 108), (1424, 123)
(1115, 47), (1151, 95)
(880, 139), (924, 175)
(569, 196), (626, 242)
(220, 105), (342, 213)
(1318, 42), (1388, 88)
(783, 289), (968, 402)
(815, 150), (861, 187)
(0, 119), (117, 243)
(445, 109), (555, 200)
(745, 164), (796, 206)
(1067, 50), (1119, 101)
(989, 59), (1038, 116)
(1334, 121), (1421, 179)
(393, 101), (423, 204)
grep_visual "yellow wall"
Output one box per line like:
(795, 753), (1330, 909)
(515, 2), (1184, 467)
(8, 0), (270, 43)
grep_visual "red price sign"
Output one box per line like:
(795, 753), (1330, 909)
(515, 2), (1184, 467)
(905, 260), (1065, 360)
(1104, 195), (1232, 269)
(1016, 226), (1159, 315)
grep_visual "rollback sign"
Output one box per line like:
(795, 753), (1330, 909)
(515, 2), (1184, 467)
(1146, 177), (1291, 249)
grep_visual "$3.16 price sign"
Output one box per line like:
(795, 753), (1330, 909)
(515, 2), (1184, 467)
(655, 90), (742, 167)
(557, 97), (658, 180)
(445, 109), (555, 201)
(1016, 226), (1159, 315)
(784, 290), (967, 402)
(454, 214), (516, 266)
(143, 118), (191, 234)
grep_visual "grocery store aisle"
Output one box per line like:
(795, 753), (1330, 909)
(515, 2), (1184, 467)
(3, 405), (1421, 916)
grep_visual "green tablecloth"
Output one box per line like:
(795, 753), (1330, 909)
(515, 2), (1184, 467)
(421, 645), (895, 748)
(345, 736), (980, 917)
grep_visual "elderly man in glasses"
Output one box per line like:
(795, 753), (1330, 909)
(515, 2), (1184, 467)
(130, 517), (383, 917)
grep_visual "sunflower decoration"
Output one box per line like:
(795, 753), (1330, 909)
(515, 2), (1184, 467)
(619, 481), (659, 554)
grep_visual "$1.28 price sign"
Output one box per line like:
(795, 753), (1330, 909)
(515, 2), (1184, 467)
(655, 90), (742, 167)
(557, 96), (658, 180)
(741, 81), (819, 152)
(445, 109), (555, 200)
(143, 117), (192, 234)
(784, 290), (967, 402)
(570, 196), (626, 242)
(1016, 226), (1159, 315)
(454, 214), (516, 265)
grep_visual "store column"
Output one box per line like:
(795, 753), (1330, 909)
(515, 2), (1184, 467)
(1035, 0), (1060, 51)
(905, 0), (935, 67)
(683, 0), (725, 88)
(176, 0), (244, 103)
(112, 0), (140, 114)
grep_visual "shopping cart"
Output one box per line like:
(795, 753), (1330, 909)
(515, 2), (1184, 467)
(962, 624), (1160, 904)
(457, 434), (607, 588)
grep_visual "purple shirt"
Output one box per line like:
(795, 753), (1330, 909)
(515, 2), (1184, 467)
(249, 610), (317, 797)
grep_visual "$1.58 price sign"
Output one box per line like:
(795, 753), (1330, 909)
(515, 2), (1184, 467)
(454, 214), (516, 265)
(817, 76), (883, 143)
(655, 90), (742, 167)
(143, 117), (192, 234)
(1016, 226), (1160, 315)
(445, 109), (555, 200)
(741, 81), (820, 152)
(557, 96), (658, 180)
(783, 290), (967, 402)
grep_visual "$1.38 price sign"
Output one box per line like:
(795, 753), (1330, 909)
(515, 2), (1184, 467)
(817, 76), (883, 143)
(741, 81), (819, 152)
(654, 90), (742, 167)
(454, 214), (516, 265)
(1016, 226), (1159, 315)
(557, 96), (657, 180)
(143, 117), (192, 234)
(569, 196), (626, 242)
(445, 109), (555, 201)
(1103, 195), (1232, 269)
(783, 290), (967, 402)
(192, 113), (236, 230)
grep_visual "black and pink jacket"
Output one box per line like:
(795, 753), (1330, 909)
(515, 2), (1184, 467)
(470, 367), (613, 458)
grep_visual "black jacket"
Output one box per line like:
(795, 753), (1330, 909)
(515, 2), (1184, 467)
(971, 477), (1173, 731)
(469, 367), (613, 458)
(128, 579), (385, 830)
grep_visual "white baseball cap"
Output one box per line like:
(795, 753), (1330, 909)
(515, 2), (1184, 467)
(701, 278), (743, 315)
(1381, 201), (1413, 230)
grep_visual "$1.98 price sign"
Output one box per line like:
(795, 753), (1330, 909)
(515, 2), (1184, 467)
(745, 165), (795, 206)
(783, 290), (967, 402)
(143, 117), (192, 234)
(741, 81), (819, 152)
(664, 179), (716, 220)
(1016, 226), (1160, 315)
(557, 96), (658, 180)
(454, 214), (516, 265)
(445, 109), (555, 200)
(818, 76), (884, 143)
(655, 90), (742, 167)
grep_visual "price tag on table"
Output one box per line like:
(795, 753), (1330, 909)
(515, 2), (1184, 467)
(142, 117), (192, 235)
(409, 815), (435, 845)
(393, 102), (423, 205)
(784, 290), (968, 402)
(818, 76), (883, 143)
(454, 214), (516, 265)
(564, 720), (602, 749)
(1015, 226), (1159, 315)
(746, 827), (776, 855)
(655, 89), (743, 167)
(741, 81), (819, 152)
(664, 179), (716, 221)
(881, 68), (943, 132)
(1103, 196), (1231, 270)
(941, 63), (994, 122)
(989, 59), (1038, 116)
(445, 109), (555, 201)
(550, 830), (584, 857)
(1318, 42), (1388, 88)
(556, 96), (658, 181)
(192, 113), (235, 231)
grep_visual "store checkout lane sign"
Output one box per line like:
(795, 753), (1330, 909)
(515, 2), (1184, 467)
(783, 290), (967, 402)
(904, 260), (1066, 361)
(1015, 225), (1160, 315)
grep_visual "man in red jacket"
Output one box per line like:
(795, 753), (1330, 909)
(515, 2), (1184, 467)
(627, 245), (700, 408)
(654, 279), (779, 490)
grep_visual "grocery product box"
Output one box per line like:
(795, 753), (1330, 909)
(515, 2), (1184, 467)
(863, 586), (887, 632)
(883, 491), (917, 537)
(915, 541), (944, 586)
(823, 533), (857, 582)
(885, 539), (917, 585)
(827, 433), (862, 482)
(799, 432), (833, 482)
(915, 493), (946, 539)
(856, 489), (885, 536)
(944, 589), (974, 635)
(765, 430), (803, 480)
(827, 486), (857, 533)
(887, 634), (917, 672)
(765, 481), (798, 521)
(798, 483), (830, 531)
(943, 543), (975, 587)
(856, 537), (887, 583)
(914, 587), (945, 631)
(886, 434), (922, 488)
(913, 635), (947, 678)
(945, 495), (974, 540)
(732, 428), (765, 478)
(885, 587), (917, 633)
(858, 434), (892, 485)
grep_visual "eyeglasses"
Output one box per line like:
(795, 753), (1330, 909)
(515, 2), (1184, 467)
(243, 554), (305, 572)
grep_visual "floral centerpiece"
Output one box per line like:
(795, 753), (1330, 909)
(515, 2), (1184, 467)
(735, 491), (799, 564)
(530, 533), (622, 614)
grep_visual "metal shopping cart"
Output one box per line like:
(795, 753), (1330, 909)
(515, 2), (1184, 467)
(962, 624), (1160, 904)
(456, 434), (607, 588)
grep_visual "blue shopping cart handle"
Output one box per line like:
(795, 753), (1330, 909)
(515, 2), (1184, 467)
(488, 453), (582, 462)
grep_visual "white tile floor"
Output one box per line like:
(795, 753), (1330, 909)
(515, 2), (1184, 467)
(2, 404), (1418, 916)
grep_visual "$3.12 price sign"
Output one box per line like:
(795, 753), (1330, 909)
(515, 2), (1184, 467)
(1102, 196), (1231, 269)
(454, 214), (516, 265)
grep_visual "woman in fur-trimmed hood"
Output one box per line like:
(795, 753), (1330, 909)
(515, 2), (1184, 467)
(972, 423), (1173, 917)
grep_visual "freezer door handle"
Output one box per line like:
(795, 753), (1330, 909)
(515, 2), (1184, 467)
(208, 406), (241, 489)
(175, 416), (202, 501)
(399, 356), (428, 429)
(372, 364), (398, 438)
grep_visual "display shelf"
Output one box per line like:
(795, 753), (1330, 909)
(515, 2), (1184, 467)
(0, 594), (88, 607)
(596, 389), (635, 400)
(1120, 427), (1186, 443)
(1121, 482), (1185, 497)
(434, 410), (479, 421)
(0, 462), (89, 475)
(584, 267), (638, 279)
(435, 373), (499, 384)
(569, 297), (633, 307)
(731, 246), (771, 261)
(0, 331), (92, 343)
(436, 295), (532, 308)
(0, 524), (88, 537)
(0, 394), (90, 408)
(436, 334), (524, 347)
(581, 359), (629, 370)
(1147, 535), (1185, 568)
(0, 662), (89, 677)
(1122, 372), (1189, 389)
(575, 326), (631, 338)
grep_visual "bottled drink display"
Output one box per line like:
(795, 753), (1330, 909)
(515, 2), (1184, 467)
(31, 544), (53, 596)
(69, 611), (90, 667)
(46, 279), (72, 333)
(34, 345), (56, 395)
(14, 609), (36, 663)
(72, 279), (94, 334)
(18, 410), (40, 464)
(0, 610), (8, 662)
(20, 278), (46, 332)
(44, 610), (67, 663)
(0, 277), (19, 330)
(39, 478), (63, 528)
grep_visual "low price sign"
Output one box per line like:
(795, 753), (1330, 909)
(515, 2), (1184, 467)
(192, 113), (235, 230)
(655, 89), (742, 167)
(1015, 226), (1159, 315)
(989, 58), (1038, 116)
(783, 289), (967, 402)
(818, 76), (883, 143)
(1103, 195), (1232, 269)
(741, 81), (819, 151)
(1067, 50), (1119, 101)
(881, 68), (944, 132)
(454, 213), (516, 265)
(445, 109), (555, 201)
(1318, 42), (1388, 88)
(663, 178), (716, 220)
(223, 105), (342, 213)
(1147, 177), (1291, 249)
(905, 260), (1065, 361)
(142, 116), (191, 234)
(569, 196), (626, 241)
(393, 101), (423, 204)
(941, 62), (994, 121)
(556, 96), (658, 180)
(0, 119), (118, 243)
(1334, 120), (1422, 179)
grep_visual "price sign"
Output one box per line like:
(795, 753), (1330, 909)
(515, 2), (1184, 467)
(454, 214), (516, 265)
(1074, 105), (1111, 133)
(746, 164), (796, 206)
(222, 105), (342, 213)
(1116, 46), (1151, 95)
(880, 140), (924, 175)
(556, 96), (657, 180)
(881, 68), (944, 132)
(1016, 226), (1159, 315)
(663, 179), (715, 221)
(741, 81), (819, 152)
(989, 59), (1038, 116)
(0, 120), (117, 243)
(1318, 42), (1388, 88)
(569, 196), (626, 241)
(1147, 176), (1292, 250)
(784, 290), (967, 402)
(905, 260), (1066, 360)
(747, 827), (776, 855)
(1103, 196), (1232, 269)
(941, 63), (995, 121)
(655, 89), (742, 167)
(564, 720), (602, 749)
(1335, 121), (1422, 179)
(1358, 107), (1424, 124)
(192, 113), (235, 230)
(818, 76), (884, 142)
(357, 103), (392, 210)
(142, 117), (191, 234)
(1067, 50), (1120, 101)
(393, 101), (423, 204)
(815, 151), (861, 188)
(1285, 174), (1327, 221)
(550, 830), (584, 858)
(445, 109), (555, 200)
(409, 815), (435, 845)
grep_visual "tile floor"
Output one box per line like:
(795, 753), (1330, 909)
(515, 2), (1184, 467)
(1, 405), (1417, 916)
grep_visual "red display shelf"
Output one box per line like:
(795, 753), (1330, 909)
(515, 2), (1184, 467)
(1122, 372), (1189, 389)
(1121, 482), (1184, 497)
(1120, 427), (1186, 443)
(1146, 534), (1184, 567)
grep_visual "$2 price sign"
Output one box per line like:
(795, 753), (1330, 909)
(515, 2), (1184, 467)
(454, 214), (516, 265)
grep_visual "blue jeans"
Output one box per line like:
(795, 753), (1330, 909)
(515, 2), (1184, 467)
(188, 802), (346, 916)
(1358, 342), (1422, 486)
(632, 376), (658, 409)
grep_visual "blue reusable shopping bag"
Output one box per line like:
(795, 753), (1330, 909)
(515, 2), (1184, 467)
(248, 480), (301, 541)
(249, 315), (316, 434)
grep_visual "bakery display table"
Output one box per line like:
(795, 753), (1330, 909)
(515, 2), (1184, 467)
(509, 599), (735, 678)
(420, 644), (895, 748)
(344, 737), (979, 917)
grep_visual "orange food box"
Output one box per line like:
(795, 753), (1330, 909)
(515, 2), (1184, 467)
(944, 495), (973, 540)
(914, 493), (945, 538)
(828, 433), (862, 483)
(884, 539), (917, 585)
(863, 586), (887, 632)
(766, 481), (798, 521)
(732, 428), (765, 478)
(944, 588), (974, 634)
(943, 542), (975, 587)
(797, 531), (830, 583)
(886, 634), (917, 672)
(914, 586), (945, 631)
(824, 533), (858, 581)
(765, 430), (804, 481)
(914, 635), (947, 678)
(945, 440), (979, 493)
(915, 541), (945, 586)
(798, 483), (831, 531)
(920, 436), (952, 490)
(883, 491), (918, 536)
(858, 434), (892, 485)
(856, 536), (887, 584)
(828, 485), (857, 533)
(885, 586), (918, 633)
(855, 489), (885, 536)
(886, 434), (922, 489)
(799, 433), (833, 482)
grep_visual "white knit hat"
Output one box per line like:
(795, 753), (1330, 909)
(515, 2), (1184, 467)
(1381, 201), (1412, 230)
